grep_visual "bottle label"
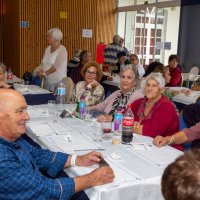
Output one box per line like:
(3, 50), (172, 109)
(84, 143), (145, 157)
(57, 87), (66, 95)
(79, 101), (86, 109)
(122, 118), (134, 127)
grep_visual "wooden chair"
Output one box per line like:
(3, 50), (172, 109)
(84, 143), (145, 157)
(62, 77), (74, 103)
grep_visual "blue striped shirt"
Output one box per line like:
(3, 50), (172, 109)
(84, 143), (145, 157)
(0, 137), (75, 200)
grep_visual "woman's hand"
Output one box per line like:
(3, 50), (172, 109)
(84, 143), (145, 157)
(133, 121), (143, 135)
(97, 114), (112, 122)
(88, 80), (98, 88)
(38, 70), (45, 76)
(153, 135), (170, 147)
(181, 89), (191, 96)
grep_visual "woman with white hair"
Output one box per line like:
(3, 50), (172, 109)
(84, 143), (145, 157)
(90, 65), (143, 120)
(38, 28), (67, 91)
(0, 62), (12, 88)
(130, 73), (182, 150)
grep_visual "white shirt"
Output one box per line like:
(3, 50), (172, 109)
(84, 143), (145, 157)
(135, 63), (145, 78)
(42, 45), (67, 91)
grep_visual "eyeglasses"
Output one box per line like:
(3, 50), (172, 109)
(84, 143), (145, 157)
(86, 71), (97, 76)
(130, 59), (136, 61)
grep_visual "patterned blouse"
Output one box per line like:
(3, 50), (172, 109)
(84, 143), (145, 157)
(72, 81), (104, 106)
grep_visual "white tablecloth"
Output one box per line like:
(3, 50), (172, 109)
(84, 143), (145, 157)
(26, 104), (183, 200)
(102, 76), (120, 87)
(14, 84), (51, 95)
(169, 87), (200, 105)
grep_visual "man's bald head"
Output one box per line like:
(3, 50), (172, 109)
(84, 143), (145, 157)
(0, 89), (26, 112)
(0, 89), (29, 141)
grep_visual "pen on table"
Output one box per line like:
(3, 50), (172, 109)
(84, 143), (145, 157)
(74, 148), (106, 152)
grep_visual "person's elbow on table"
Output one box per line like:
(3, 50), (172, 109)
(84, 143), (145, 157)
(97, 114), (113, 122)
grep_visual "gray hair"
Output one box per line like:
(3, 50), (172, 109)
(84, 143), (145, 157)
(140, 72), (165, 93)
(113, 35), (121, 45)
(120, 65), (136, 81)
(0, 62), (6, 73)
(47, 28), (63, 42)
(74, 49), (82, 58)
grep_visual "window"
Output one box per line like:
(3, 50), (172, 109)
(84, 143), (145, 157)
(117, 0), (180, 65)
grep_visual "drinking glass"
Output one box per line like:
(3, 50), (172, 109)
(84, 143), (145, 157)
(85, 108), (93, 122)
(93, 122), (103, 142)
(101, 122), (113, 140)
(48, 100), (56, 116)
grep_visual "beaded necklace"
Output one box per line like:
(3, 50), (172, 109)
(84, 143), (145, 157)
(138, 95), (163, 123)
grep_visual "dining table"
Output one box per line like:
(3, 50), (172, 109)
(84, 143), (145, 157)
(169, 86), (200, 106)
(25, 104), (183, 200)
(14, 84), (56, 105)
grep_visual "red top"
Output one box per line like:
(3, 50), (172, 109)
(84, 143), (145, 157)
(130, 96), (183, 151)
(166, 66), (182, 86)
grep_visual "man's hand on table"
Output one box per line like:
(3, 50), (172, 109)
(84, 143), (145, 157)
(76, 151), (102, 166)
(73, 151), (115, 192)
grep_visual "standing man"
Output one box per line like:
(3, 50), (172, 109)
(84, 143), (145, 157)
(0, 89), (114, 200)
(103, 35), (124, 69)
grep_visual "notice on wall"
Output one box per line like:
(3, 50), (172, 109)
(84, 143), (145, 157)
(156, 42), (164, 49)
(20, 21), (29, 28)
(164, 42), (171, 50)
(82, 29), (92, 38)
(156, 42), (171, 50)
(60, 11), (67, 19)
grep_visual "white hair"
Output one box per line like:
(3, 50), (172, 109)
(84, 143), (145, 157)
(47, 28), (63, 42)
(0, 61), (6, 73)
(140, 72), (165, 93)
(120, 65), (136, 81)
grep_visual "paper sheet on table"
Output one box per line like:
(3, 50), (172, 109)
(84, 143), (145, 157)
(134, 146), (183, 167)
(27, 109), (49, 117)
(43, 134), (99, 153)
(27, 122), (55, 136)
(63, 118), (94, 134)
(66, 159), (138, 188)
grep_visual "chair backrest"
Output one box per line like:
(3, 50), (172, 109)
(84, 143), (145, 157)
(62, 77), (74, 103)
(180, 74), (184, 86)
(189, 66), (199, 75)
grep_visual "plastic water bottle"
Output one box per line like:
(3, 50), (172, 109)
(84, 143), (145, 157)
(56, 80), (66, 104)
(7, 68), (13, 85)
(79, 95), (86, 119)
(114, 110), (123, 134)
(122, 104), (134, 143)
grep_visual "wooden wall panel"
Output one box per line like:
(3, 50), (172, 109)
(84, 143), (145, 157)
(0, 0), (3, 61)
(2, 0), (20, 76)
(1, 0), (116, 77)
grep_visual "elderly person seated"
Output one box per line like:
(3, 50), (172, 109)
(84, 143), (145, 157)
(67, 49), (82, 77)
(90, 65), (143, 121)
(0, 89), (114, 199)
(154, 104), (200, 148)
(154, 65), (190, 99)
(161, 149), (200, 200)
(112, 51), (130, 74)
(130, 73), (182, 150)
(165, 54), (182, 87)
(129, 54), (145, 78)
(70, 50), (92, 84)
(72, 61), (104, 106)
(0, 62), (13, 89)
(38, 28), (67, 92)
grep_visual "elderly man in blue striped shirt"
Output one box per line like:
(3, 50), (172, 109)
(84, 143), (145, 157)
(0, 89), (114, 200)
